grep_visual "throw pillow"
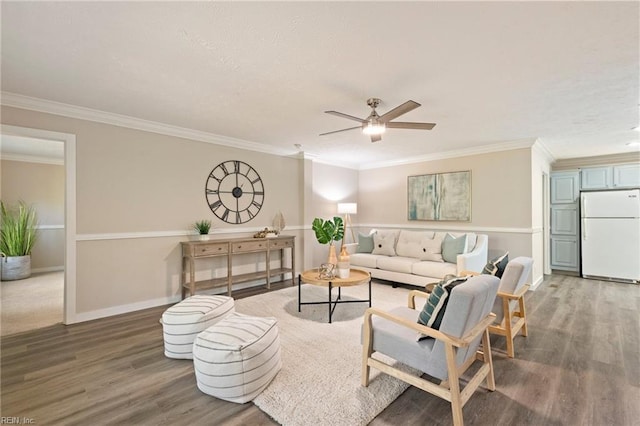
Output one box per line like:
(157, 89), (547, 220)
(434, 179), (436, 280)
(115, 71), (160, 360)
(396, 230), (434, 258)
(417, 275), (469, 339)
(441, 233), (468, 263)
(418, 236), (444, 262)
(356, 232), (375, 253)
(371, 231), (397, 256)
(482, 252), (509, 278)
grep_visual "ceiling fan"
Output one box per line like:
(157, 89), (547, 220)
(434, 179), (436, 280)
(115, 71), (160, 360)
(320, 98), (436, 142)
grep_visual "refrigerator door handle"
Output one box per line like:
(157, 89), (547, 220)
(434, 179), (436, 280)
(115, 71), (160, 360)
(582, 218), (587, 240)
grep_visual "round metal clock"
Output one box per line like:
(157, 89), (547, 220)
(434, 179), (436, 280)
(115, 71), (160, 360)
(205, 160), (264, 224)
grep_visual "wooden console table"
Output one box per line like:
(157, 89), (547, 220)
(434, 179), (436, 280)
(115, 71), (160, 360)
(181, 235), (295, 299)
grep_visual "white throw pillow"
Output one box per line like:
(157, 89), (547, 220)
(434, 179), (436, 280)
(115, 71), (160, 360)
(372, 231), (398, 256)
(396, 230), (435, 258)
(418, 236), (444, 262)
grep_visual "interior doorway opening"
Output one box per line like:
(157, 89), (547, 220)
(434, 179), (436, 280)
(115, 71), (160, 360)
(0, 124), (76, 335)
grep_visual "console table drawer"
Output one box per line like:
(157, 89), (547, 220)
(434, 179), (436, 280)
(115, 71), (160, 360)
(270, 238), (293, 249)
(191, 243), (229, 257)
(232, 240), (268, 253)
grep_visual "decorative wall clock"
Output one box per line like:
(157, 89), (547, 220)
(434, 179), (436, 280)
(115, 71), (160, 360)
(205, 160), (264, 224)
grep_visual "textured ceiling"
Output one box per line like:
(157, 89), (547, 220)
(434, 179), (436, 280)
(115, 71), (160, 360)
(1, 1), (639, 168)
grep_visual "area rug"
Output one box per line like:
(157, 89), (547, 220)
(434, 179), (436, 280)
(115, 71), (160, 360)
(234, 281), (424, 426)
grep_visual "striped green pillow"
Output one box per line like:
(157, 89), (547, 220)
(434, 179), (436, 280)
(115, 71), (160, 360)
(417, 275), (468, 340)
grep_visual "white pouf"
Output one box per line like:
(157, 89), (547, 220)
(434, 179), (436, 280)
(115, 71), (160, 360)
(162, 295), (235, 359)
(193, 312), (281, 403)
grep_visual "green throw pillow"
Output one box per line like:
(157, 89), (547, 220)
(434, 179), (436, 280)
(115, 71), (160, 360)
(441, 233), (468, 263)
(356, 232), (375, 253)
(417, 275), (468, 340)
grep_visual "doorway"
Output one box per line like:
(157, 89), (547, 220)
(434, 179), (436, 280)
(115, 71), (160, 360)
(0, 124), (77, 329)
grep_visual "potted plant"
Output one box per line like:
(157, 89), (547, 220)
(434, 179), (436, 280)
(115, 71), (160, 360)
(193, 219), (212, 241)
(312, 216), (344, 265)
(0, 201), (39, 281)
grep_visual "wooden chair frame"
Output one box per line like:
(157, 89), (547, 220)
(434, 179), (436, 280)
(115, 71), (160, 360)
(459, 270), (530, 358)
(362, 290), (496, 426)
(489, 284), (529, 358)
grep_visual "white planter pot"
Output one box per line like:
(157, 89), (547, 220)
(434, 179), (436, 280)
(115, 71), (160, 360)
(198, 234), (210, 241)
(1, 255), (31, 281)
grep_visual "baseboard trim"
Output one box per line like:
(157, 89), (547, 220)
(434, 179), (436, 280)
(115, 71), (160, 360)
(72, 294), (182, 324)
(529, 275), (544, 291)
(32, 266), (64, 273)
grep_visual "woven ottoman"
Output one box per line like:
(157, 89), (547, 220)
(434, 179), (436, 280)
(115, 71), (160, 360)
(193, 312), (281, 403)
(162, 295), (235, 359)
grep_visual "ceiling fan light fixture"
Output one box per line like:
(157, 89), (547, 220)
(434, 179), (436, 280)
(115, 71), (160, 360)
(363, 120), (386, 135)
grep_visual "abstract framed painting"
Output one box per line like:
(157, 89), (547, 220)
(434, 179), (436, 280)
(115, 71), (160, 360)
(407, 171), (471, 221)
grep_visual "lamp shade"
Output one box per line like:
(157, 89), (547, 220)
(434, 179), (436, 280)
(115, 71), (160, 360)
(337, 203), (357, 214)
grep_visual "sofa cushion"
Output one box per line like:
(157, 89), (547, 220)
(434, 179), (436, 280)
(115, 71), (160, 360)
(350, 253), (387, 269)
(412, 261), (457, 279)
(482, 252), (509, 278)
(372, 230), (399, 256)
(442, 233), (468, 263)
(396, 230), (435, 258)
(356, 232), (375, 253)
(376, 256), (421, 274)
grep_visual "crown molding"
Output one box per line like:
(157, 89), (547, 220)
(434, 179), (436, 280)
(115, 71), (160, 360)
(1, 92), (295, 158)
(359, 138), (538, 170)
(532, 139), (556, 164)
(552, 152), (640, 170)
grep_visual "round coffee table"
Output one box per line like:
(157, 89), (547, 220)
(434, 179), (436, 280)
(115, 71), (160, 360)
(298, 268), (371, 323)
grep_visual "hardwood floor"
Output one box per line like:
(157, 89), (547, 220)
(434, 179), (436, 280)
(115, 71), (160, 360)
(1, 274), (638, 425)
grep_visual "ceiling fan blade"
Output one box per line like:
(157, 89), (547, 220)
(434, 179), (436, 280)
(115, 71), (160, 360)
(370, 134), (382, 143)
(386, 121), (436, 130)
(325, 111), (366, 123)
(319, 126), (361, 136)
(379, 100), (421, 122)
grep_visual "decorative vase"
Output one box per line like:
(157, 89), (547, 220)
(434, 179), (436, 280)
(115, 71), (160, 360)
(1, 255), (31, 281)
(198, 234), (210, 241)
(337, 245), (351, 278)
(327, 244), (338, 266)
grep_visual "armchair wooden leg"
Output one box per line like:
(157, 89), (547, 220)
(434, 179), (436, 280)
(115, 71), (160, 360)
(502, 297), (515, 358)
(518, 297), (528, 337)
(362, 312), (373, 387)
(482, 329), (496, 391)
(445, 343), (464, 426)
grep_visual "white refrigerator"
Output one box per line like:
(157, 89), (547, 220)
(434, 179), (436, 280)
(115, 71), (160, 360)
(581, 189), (640, 283)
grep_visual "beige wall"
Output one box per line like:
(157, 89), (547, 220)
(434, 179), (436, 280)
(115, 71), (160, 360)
(1, 159), (65, 270)
(357, 147), (546, 286)
(305, 161), (359, 268)
(2, 106), (304, 319)
(358, 148), (532, 228)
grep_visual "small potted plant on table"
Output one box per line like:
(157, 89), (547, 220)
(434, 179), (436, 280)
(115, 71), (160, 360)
(193, 220), (212, 241)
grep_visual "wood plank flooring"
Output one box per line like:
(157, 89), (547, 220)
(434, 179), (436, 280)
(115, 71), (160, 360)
(1, 274), (638, 425)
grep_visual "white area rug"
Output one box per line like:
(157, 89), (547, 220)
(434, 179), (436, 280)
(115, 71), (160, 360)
(234, 282), (423, 426)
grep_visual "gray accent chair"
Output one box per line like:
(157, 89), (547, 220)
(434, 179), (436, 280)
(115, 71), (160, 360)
(361, 274), (500, 426)
(489, 256), (533, 358)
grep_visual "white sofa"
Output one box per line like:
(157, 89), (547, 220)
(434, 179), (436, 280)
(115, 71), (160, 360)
(350, 229), (488, 287)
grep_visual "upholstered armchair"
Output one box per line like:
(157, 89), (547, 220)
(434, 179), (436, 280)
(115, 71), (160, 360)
(361, 274), (500, 426)
(489, 256), (533, 358)
(460, 256), (533, 358)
